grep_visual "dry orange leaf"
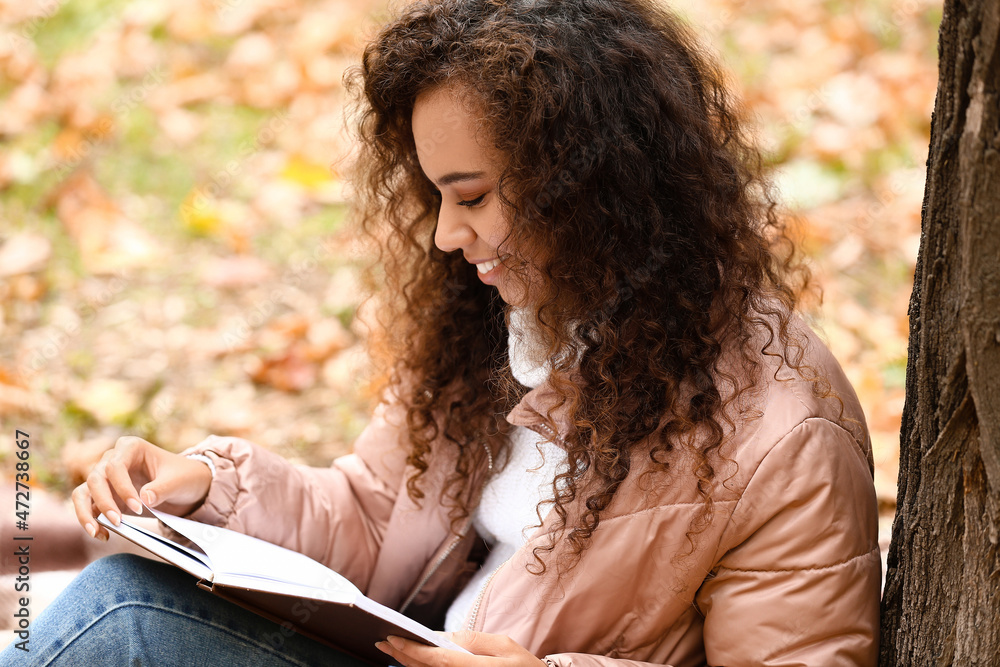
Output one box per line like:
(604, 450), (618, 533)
(53, 170), (158, 274)
(246, 347), (318, 393)
(199, 256), (275, 289)
(0, 233), (51, 277)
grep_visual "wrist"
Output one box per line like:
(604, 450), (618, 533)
(181, 452), (216, 514)
(185, 453), (217, 481)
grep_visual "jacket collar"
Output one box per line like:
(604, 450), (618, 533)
(503, 372), (578, 443)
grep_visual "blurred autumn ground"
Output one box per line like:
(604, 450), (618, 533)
(1, 0), (935, 589)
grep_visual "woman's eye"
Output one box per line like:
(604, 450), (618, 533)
(457, 194), (486, 207)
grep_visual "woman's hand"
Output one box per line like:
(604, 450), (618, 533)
(375, 632), (547, 667)
(71, 435), (214, 541)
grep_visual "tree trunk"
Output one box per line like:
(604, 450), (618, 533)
(879, 0), (1000, 664)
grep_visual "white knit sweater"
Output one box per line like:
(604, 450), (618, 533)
(442, 307), (568, 632)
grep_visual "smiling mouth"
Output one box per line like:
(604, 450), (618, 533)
(475, 255), (511, 274)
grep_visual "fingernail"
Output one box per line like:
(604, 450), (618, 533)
(85, 523), (97, 538)
(142, 490), (156, 506)
(127, 498), (143, 514)
(98, 531), (109, 542)
(374, 641), (389, 653)
(387, 636), (404, 650)
(107, 510), (121, 526)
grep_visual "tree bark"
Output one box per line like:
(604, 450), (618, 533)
(880, 0), (1000, 664)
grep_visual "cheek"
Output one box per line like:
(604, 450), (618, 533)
(482, 205), (511, 247)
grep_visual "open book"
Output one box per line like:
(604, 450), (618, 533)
(96, 505), (469, 666)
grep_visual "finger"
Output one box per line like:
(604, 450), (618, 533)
(105, 457), (144, 515)
(138, 454), (209, 509)
(380, 636), (472, 667)
(105, 435), (160, 509)
(89, 497), (111, 541)
(71, 484), (108, 542)
(445, 631), (523, 657)
(375, 638), (433, 667)
(443, 632), (545, 667)
(86, 461), (123, 527)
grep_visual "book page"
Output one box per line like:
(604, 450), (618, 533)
(101, 507), (472, 657)
(96, 512), (214, 582)
(147, 505), (361, 599)
(353, 596), (473, 654)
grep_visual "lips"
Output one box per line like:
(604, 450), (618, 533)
(476, 258), (502, 274)
(473, 254), (510, 284)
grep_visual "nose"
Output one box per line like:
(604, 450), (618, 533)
(433, 208), (477, 253)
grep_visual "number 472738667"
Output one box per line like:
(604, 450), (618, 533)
(15, 430), (30, 526)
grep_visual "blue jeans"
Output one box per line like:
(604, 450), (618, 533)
(1, 553), (372, 666)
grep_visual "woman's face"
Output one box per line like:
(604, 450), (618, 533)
(412, 85), (530, 306)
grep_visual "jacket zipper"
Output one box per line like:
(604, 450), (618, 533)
(402, 429), (556, 622)
(399, 441), (492, 614)
(467, 557), (509, 631)
(399, 530), (466, 614)
(531, 421), (567, 448)
(467, 422), (563, 631)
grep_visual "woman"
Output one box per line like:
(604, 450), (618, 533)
(10, 0), (881, 664)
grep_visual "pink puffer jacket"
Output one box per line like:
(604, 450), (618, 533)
(182, 315), (881, 666)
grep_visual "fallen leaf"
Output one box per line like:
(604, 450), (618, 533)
(0, 368), (56, 417)
(0, 233), (51, 276)
(8, 275), (46, 301)
(0, 81), (49, 136)
(246, 347), (318, 392)
(74, 378), (142, 424)
(321, 345), (370, 393)
(280, 154), (333, 191)
(53, 170), (158, 274)
(199, 256), (274, 289)
(304, 318), (352, 361)
(157, 107), (204, 145)
(61, 437), (115, 486)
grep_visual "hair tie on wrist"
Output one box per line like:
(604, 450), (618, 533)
(186, 453), (217, 480)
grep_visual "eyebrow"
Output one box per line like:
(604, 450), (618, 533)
(435, 170), (487, 186)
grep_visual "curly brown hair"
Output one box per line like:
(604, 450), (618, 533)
(345, 0), (815, 573)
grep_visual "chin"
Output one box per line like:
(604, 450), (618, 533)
(498, 291), (532, 309)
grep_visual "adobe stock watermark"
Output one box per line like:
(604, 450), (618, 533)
(53, 64), (166, 178)
(17, 271), (130, 385)
(872, 0), (927, 37)
(258, 574), (346, 651)
(854, 169), (919, 232)
(761, 84), (833, 156)
(125, 391), (178, 439)
(219, 233), (343, 351)
(180, 109), (293, 225)
(703, 0), (750, 36)
(6, 0), (70, 53)
(213, 0), (243, 18)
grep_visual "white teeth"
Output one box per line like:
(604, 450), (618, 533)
(476, 255), (509, 274)
(477, 259), (500, 274)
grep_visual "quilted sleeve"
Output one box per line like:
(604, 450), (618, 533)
(694, 417), (882, 666)
(177, 395), (411, 593)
